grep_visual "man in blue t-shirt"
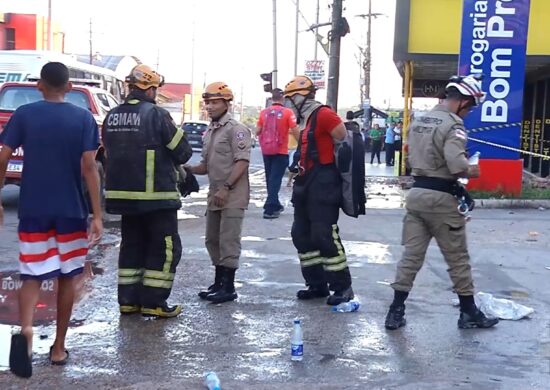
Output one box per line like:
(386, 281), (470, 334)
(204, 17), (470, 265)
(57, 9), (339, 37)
(0, 62), (103, 378)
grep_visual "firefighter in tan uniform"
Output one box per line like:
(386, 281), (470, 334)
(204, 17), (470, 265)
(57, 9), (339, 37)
(385, 75), (499, 330)
(187, 82), (251, 303)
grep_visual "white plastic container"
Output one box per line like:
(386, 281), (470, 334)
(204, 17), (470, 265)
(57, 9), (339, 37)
(290, 319), (303, 361)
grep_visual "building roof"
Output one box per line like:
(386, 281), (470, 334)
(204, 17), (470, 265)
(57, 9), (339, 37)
(74, 55), (141, 71)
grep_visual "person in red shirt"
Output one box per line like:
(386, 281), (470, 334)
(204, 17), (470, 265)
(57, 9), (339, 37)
(257, 88), (299, 219)
(284, 75), (354, 306)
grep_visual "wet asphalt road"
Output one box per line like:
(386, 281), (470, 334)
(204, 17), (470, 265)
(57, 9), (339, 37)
(0, 148), (549, 389)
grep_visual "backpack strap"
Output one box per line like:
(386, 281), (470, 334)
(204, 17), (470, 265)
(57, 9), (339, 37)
(303, 105), (330, 168)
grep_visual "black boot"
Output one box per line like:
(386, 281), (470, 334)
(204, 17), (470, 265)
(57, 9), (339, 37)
(296, 284), (330, 300)
(206, 267), (238, 303)
(458, 308), (499, 329)
(326, 286), (354, 306)
(385, 304), (406, 330)
(198, 266), (222, 299)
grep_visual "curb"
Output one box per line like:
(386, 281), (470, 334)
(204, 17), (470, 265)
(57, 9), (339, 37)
(475, 199), (550, 209)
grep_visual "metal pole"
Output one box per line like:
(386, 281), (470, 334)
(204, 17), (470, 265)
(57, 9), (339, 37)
(272, 0), (278, 87)
(47, 0), (52, 50)
(190, 17), (196, 121)
(88, 18), (93, 64)
(365, 0), (372, 101)
(326, 0), (343, 110)
(314, 0), (320, 60)
(294, 0), (300, 75)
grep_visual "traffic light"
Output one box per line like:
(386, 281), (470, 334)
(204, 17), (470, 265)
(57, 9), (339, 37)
(260, 72), (273, 93)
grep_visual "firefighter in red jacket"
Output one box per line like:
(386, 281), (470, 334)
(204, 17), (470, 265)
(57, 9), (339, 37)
(285, 75), (354, 306)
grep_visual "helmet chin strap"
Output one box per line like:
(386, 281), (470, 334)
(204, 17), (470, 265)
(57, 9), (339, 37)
(455, 100), (472, 116)
(289, 95), (308, 125)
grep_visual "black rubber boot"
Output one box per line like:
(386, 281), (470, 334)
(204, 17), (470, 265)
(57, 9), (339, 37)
(206, 267), (238, 303)
(385, 304), (406, 330)
(296, 284), (330, 300)
(198, 266), (222, 299)
(458, 308), (499, 329)
(326, 286), (354, 306)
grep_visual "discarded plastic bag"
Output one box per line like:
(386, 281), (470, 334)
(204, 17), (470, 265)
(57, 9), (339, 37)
(476, 292), (534, 320)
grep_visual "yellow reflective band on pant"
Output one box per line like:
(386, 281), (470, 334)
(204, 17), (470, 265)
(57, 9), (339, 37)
(331, 225), (346, 256)
(166, 128), (184, 150)
(300, 257), (324, 267)
(144, 270), (175, 281)
(298, 251), (321, 260)
(105, 149), (180, 201)
(119, 268), (143, 277)
(163, 236), (174, 273)
(143, 278), (173, 289)
(324, 262), (348, 272)
(323, 255), (347, 265)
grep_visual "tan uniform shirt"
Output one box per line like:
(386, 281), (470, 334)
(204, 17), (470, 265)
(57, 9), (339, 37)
(202, 113), (252, 210)
(406, 104), (469, 213)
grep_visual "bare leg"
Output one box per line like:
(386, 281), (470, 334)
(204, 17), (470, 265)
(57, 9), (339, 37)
(18, 280), (41, 356)
(51, 276), (75, 361)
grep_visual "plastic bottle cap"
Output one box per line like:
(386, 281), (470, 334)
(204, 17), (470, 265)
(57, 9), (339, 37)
(294, 319), (300, 324)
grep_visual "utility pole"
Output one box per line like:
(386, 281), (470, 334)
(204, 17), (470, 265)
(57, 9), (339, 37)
(88, 18), (93, 64)
(357, 2), (384, 104)
(314, 0), (320, 60)
(294, 0), (300, 75)
(47, 0), (52, 50)
(190, 15), (196, 120)
(155, 49), (160, 71)
(326, 0), (344, 110)
(365, 0), (372, 101)
(272, 0), (278, 88)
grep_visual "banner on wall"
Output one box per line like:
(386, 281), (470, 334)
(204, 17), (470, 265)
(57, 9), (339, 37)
(458, 0), (531, 159)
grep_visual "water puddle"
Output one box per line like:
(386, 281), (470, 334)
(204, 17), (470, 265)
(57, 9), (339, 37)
(343, 241), (393, 264)
(0, 257), (107, 371)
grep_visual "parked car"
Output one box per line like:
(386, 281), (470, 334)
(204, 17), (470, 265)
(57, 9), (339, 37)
(182, 120), (209, 150)
(0, 81), (119, 187)
(0, 82), (120, 210)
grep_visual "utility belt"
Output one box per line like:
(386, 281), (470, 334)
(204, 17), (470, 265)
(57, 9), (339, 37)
(412, 176), (475, 215)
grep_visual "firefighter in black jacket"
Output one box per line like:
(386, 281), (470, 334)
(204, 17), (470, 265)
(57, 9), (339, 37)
(103, 64), (192, 318)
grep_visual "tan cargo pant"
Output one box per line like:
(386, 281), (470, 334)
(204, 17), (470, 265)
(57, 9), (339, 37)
(391, 209), (474, 295)
(205, 208), (245, 269)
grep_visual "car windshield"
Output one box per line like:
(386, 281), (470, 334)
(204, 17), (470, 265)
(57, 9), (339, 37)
(183, 122), (208, 135)
(0, 86), (92, 111)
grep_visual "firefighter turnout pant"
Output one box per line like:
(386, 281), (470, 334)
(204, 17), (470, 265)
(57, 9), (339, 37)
(291, 165), (352, 292)
(391, 209), (474, 295)
(118, 209), (182, 308)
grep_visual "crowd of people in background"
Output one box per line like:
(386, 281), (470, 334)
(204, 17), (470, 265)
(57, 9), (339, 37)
(360, 120), (403, 166)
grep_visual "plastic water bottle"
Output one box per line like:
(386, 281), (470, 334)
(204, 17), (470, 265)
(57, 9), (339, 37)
(331, 301), (361, 313)
(204, 372), (221, 390)
(469, 151), (481, 165)
(290, 319), (303, 361)
(459, 152), (482, 185)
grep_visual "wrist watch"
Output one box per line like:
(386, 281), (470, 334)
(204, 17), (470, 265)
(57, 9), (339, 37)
(223, 182), (234, 190)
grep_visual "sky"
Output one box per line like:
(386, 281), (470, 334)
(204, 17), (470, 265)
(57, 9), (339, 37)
(2, 0), (405, 110)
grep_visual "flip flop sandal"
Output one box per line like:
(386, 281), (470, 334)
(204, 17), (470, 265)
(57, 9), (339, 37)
(49, 346), (70, 366)
(9, 334), (32, 378)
